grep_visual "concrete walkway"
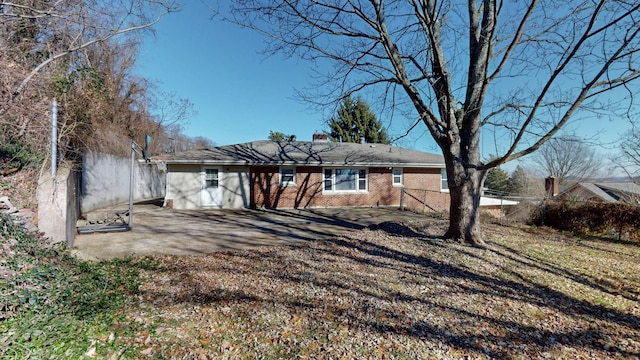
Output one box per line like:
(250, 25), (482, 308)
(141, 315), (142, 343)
(72, 204), (428, 260)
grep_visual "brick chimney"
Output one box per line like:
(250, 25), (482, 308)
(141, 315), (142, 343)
(312, 132), (328, 142)
(545, 176), (559, 199)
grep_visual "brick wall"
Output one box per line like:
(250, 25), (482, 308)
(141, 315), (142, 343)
(401, 188), (450, 213)
(250, 166), (324, 208)
(250, 165), (448, 211)
(400, 168), (450, 213)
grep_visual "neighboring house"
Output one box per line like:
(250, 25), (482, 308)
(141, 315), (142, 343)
(154, 133), (451, 211)
(556, 182), (640, 205)
(478, 196), (519, 218)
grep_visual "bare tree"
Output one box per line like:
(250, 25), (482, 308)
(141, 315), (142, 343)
(225, 0), (640, 245)
(54, 38), (154, 158)
(0, 0), (178, 161)
(161, 124), (215, 153)
(150, 91), (197, 130)
(618, 126), (640, 179)
(530, 136), (603, 186)
(191, 136), (216, 150)
(0, 0), (178, 117)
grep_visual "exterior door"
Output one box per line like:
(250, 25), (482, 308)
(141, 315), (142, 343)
(201, 167), (222, 207)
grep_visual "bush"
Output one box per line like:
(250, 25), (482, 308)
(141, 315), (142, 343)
(0, 213), (149, 358)
(0, 138), (44, 171)
(530, 201), (640, 241)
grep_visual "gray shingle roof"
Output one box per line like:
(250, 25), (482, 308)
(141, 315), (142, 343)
(156, 140), (445, 167)
(597, 182), (640, 196)
(578, 183), (619, 202)
(561, 182), (640, 203)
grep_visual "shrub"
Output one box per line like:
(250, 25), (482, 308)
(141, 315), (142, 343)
(530, 201), (640, 241)
(0, 138), (44, 171)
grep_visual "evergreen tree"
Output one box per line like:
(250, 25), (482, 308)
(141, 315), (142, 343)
(507, 165), (529, 196)
(485, 167), (509, 193)
(268, 131), (296, 142)
(328, 96), (390, 144)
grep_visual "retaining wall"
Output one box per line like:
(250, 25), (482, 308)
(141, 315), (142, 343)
(80, 152), (165, 213)
(37, 164), (80, 246)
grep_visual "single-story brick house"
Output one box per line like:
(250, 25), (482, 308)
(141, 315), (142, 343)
(154, 134), (451, 211)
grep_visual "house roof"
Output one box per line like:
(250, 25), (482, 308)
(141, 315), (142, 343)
(156, 140), (445, 167)
(597, 182), (640, 195)
(559, 182), (640, 203)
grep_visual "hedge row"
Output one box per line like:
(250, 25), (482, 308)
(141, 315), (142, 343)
(531, 201), (640, 241)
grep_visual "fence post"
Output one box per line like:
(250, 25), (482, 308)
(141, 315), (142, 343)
(500, 195), (503, 225)
(423, 190), (427, 213)
(400, 187), (405, 210)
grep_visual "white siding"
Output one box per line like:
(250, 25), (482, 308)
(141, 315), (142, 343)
(166, 164), (202, 209)
(166, 164), (250, 209)
(221, 166), (250, 209)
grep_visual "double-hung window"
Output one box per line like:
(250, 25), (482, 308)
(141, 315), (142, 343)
(441, 168), (449, 191)
(280, 167), (296, 187)
(357, 169), (367, 190)
(392, 168), (403, 186)
(205, 168), (219, 188)
(323, 168), (367, 192)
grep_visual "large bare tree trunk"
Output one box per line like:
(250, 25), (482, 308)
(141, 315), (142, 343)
(444, 166), (486, 247)
(226, 0), (640, 246)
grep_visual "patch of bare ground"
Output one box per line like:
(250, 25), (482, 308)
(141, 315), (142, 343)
(130, 218), (640, 359)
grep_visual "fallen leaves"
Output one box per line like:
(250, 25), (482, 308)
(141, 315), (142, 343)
(119, 218), (640, 359)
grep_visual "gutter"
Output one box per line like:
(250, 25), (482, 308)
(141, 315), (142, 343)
(156, 159), (445, 168)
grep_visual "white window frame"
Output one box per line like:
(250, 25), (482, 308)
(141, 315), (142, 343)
(392, 168), (403, 186)
(357, 169), (367, 191)
(279, 167), (296, 187)
(323, 167), (368, 193)
(441, 168), (449, 192)
(204, 168), (219, 188)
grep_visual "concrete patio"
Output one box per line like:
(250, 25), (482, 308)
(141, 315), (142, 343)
(72, 203), (429, 260)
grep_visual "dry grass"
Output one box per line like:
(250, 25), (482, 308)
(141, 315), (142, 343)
(120, 218), (640, 359)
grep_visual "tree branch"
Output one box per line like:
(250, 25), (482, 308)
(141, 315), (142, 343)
(0, 1), (176, 117)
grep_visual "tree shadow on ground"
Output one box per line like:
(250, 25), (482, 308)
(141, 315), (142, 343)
(136, 221), (640, 358)
(367, 221), (430, 238)
(317, 234), (638, 357)
(269, 209), (365, 230)
(488, 241), (640, 303)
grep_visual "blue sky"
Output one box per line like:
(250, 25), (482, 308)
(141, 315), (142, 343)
(135, 2), (342, 145)
(135, 2), (633, 172)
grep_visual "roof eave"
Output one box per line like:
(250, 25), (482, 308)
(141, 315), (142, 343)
(160, 159), (445, 168)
